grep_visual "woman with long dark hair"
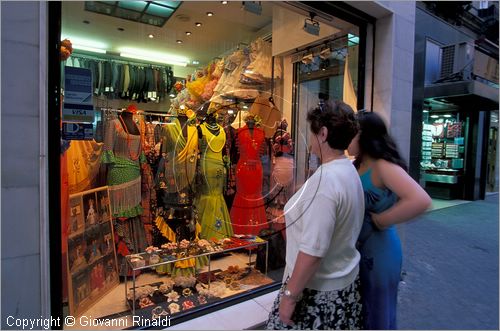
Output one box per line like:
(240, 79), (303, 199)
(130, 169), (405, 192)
(347, 111), (431, 329)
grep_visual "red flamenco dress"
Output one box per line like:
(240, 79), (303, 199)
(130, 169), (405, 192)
(230, 126), (268, 235)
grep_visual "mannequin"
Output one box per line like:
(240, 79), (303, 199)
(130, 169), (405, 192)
(230, 114), (267, 235)
(195, 110), (234, 240)
(118, 110), (140, 135)
(102, 103), (148, 276)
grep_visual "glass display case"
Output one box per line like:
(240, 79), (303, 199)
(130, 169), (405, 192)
(124, 238), (270, 319)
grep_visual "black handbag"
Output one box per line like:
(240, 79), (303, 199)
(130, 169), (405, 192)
(256, 227), (286, 273)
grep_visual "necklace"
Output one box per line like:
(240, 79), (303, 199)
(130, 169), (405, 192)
(203, 124), (225, 153)
(205, 121), (220, 132)
(118, 116), (140, 161)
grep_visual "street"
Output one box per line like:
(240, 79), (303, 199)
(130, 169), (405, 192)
(398, 194), (499, 330)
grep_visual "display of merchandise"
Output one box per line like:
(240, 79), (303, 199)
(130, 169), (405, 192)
(230, 121), (268, 236)
(445, 143), (459, 158)
(195, 117), (234, 240)
(446, 122), (462, 138)
(65, 55), (174, 103)
(431, 142), (444, 158)
(124, 238), (271, 317)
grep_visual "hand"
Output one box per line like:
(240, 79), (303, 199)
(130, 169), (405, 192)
(279, 296), (296, 326)
(370, 212), (386, 230)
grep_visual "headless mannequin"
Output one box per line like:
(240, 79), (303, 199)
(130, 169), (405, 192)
(119, 111), (140, 135)
(204, 113), (220, 136)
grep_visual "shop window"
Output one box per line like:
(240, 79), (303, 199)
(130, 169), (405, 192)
(59, 1), (289, 328)
(420, 109), (467, 199)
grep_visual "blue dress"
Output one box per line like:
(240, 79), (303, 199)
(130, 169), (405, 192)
(358, 168), (402, 330)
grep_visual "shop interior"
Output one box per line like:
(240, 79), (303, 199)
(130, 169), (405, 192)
(60, 1), (361, 328)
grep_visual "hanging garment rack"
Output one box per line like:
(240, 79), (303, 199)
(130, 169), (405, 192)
(69, 52), (172, 70)
(98, 107), (178, 118)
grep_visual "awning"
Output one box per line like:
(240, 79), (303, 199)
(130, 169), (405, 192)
(424, 80), (499, 111)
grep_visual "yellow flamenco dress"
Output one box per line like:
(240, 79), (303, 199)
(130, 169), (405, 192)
(154, 119), (208, 276)
(195, 122), (234, 241)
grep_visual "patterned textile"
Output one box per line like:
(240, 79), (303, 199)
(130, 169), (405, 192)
(266, 278), (362, 330)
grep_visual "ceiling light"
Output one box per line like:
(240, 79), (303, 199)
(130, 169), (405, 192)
(169, 93), (176, 98)
(72, 45), (107, 54)
(206, 11), (214, 16)
(176, 40), (183, 44)
(304, 17), (320, 36)
(443, 114), (452, 118)
(119, 47), (189, 66)
(195, 22), (202, 27)
(192, 60), (200, 65)
(423, 109), (429, 113)
(185, 31), (192, 35)
(148, 34), (154, 38)
(430, 115), (439, 118)
(64, 36), (107, 53)
(221, 1), (228, 4)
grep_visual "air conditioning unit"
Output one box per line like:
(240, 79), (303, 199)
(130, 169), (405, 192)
(439, 41), (475, 81)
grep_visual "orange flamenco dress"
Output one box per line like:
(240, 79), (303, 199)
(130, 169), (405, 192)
(230, 126), (268, 235)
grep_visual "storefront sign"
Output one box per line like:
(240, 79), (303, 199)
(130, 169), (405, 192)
(62, 122), (94, 140)
(62, 103), (95, 122)
(64, 66), (93, 105)
(63, 66), (94, 122)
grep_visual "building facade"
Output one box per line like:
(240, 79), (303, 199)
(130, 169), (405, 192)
(1, 1), (417, 328)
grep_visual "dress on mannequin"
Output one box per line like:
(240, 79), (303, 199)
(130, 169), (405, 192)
(102, 108), (148, 276)
(230, 118), (267, 235)
(196, 114), (234, 240)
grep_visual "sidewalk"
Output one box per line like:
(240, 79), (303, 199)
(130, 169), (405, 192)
(398, 193), (499, 330)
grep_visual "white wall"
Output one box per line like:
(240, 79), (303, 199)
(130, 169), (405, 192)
(1, 1), (48, 327)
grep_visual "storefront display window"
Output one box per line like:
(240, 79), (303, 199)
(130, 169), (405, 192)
(420, 110), (467, 199)
(56, 1), (365, 328)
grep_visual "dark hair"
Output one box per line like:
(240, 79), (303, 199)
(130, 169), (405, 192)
(354, 111), (407, 171)
(306, 100), (359, 150)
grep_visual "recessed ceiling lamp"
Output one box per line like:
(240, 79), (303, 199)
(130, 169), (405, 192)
(176, 40), (183, 44)
(148, 34), (154, 39)
(185, 31), (192, 35)
(430, 115), (439, 118)
(221, 1), (228, 4)
(119, 47), (189, 66)
(192, 60), (200, 65)
(443, 114), (452, 118)
(195, 22), (202, 27)
(207, 11), (214, 16)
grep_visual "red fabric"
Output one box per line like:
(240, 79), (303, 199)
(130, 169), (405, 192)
(230, 127), (267, 235)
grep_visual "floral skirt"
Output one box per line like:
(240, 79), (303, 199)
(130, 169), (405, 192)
(266, 277), (362, 330)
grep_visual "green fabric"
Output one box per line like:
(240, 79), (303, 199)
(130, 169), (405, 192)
(196, 157), (234, 240)
(104, 153), (143, 218)
(106, 154), (140, 185)
(114, 205), (143, 219)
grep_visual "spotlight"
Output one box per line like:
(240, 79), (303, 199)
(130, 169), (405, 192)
(221, 1), (228, 4)
(185, 31), (192, 35)
(206, 11), (214, 16)
(301, 53), (314, 65)
(195, 22), (202, 27)
(176, 40), (183, 44)
(304, 12), (320, 36)
(319, 48), (331, 60)
(242, 1), (262, 15)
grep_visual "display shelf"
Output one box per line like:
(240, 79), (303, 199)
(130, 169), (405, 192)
(124, 238), (269, 316)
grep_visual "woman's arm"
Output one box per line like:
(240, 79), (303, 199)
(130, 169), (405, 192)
(279, 252), (322, 325)
(372, 159), (432, 228)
